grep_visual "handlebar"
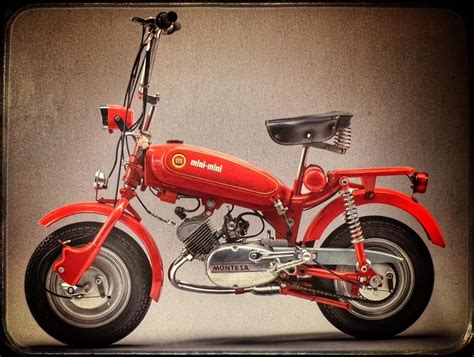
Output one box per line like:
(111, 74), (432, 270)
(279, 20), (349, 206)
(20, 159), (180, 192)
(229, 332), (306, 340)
(129, 11), (181, 133)
(131, 11), (181, 34)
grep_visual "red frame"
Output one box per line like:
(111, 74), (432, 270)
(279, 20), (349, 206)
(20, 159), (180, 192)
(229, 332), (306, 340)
(39, 144), (445, 309)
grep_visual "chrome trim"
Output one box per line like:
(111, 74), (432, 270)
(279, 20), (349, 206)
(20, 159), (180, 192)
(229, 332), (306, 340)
(296, 145), (309, 181)
(311, 248), (403, 265)
(168, 253), (280, 295)
(169, 253), (237, 294)
(206, 243), (280, 288)
(93, 170), (107, 190)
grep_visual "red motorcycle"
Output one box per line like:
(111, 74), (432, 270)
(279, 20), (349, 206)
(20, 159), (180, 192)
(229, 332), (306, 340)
(24, 11), (445, 347)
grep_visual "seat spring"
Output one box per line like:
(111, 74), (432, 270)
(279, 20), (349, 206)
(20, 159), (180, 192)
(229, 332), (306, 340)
(334, 127), (351, 152)
(340, 188), (364, 244)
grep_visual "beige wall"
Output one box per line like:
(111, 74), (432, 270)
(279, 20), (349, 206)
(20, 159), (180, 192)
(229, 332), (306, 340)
(3, 5), (470, 353)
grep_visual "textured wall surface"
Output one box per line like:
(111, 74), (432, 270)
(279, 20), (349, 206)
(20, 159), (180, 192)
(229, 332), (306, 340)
(3, 5), (470, 353)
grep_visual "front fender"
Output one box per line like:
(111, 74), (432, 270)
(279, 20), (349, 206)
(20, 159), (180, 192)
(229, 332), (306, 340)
(39, 202), (164, 301)
(302, 188), (445, 247)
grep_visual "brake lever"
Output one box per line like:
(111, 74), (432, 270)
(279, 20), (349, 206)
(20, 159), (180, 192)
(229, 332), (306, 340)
(130, 16), (144, 24)
(130, 16), (156, 26)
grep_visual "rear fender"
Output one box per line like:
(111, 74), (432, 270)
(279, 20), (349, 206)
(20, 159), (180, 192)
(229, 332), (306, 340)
(302, 188), (445, 247)
(39, 202), (164, 302)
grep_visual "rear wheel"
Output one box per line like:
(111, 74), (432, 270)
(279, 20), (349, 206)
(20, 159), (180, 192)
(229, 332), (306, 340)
(25, 222), (152, 347)
(311, 216), (434, 339)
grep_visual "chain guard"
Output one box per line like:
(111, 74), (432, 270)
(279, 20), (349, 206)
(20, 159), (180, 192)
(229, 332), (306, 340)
(286, 282), (387, 305)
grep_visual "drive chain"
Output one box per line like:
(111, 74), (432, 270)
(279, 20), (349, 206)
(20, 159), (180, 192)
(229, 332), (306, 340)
(289, 283), (384, 305)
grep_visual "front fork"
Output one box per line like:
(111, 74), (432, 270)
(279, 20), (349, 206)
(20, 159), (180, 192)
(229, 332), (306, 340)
(52, 142), (147, 286)
(52, 191), (134, 286)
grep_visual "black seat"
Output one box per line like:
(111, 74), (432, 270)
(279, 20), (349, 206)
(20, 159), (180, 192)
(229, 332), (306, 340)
(265, 111), (352, 146)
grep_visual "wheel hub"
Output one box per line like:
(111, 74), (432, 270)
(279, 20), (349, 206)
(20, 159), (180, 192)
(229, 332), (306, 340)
(46, 246), (132, 328)
(358, 264), (396, 302)
(333, 238), (415, 320)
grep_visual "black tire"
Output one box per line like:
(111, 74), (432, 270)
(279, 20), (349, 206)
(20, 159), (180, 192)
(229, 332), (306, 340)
(25, 222), (152, 347)
(310, 216), (434, 339)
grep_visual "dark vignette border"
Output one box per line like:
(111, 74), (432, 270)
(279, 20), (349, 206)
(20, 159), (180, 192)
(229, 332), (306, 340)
(1, 0), (472, 355)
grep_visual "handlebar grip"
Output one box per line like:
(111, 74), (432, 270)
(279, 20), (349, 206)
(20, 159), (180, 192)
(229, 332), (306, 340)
(156, 11), (178, 29)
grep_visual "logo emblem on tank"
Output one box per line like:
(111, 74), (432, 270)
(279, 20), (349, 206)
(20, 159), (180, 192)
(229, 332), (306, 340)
(171, 153), (186, 168)
(190, 159), (223, 173)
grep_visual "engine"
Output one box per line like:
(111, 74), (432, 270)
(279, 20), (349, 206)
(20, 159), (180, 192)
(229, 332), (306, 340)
(176, 213), (219, 261)
(175, 210), (293, 289)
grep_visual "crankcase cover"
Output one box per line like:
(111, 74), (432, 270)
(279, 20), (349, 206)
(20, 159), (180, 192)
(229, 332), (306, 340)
(206, 243), (278, 289)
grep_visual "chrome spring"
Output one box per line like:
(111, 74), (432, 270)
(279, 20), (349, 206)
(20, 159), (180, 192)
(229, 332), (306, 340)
(340, 188), (364, 244)
(334, 127), (352, 153)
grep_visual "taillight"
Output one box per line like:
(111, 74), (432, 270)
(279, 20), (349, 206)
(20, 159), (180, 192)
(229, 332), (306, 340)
(100, 105), (134, 134)
(411, 172), (429, 193)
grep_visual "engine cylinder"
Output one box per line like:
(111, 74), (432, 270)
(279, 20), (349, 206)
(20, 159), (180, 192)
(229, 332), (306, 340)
(176, 215), (218, 260)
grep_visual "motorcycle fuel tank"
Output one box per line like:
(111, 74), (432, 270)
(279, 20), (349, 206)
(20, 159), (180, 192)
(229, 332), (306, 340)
(145, 143), (291, 209)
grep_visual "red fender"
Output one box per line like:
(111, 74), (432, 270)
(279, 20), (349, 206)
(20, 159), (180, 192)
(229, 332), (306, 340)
(302, 188), (445, 247)
(39, 202), (164, 302)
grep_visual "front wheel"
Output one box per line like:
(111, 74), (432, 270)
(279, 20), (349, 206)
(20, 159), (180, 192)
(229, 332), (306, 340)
(311, 216), (434, 339)
(25, 222), (152, 347)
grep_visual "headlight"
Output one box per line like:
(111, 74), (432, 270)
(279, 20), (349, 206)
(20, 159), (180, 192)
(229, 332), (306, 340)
(100, 105), (134, 133)
(94, 170), (108, 190)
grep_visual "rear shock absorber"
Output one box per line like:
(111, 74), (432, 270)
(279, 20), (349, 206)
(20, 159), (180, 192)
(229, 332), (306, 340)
(340, 180), (364, 244)
(339, 177), (368, 271)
